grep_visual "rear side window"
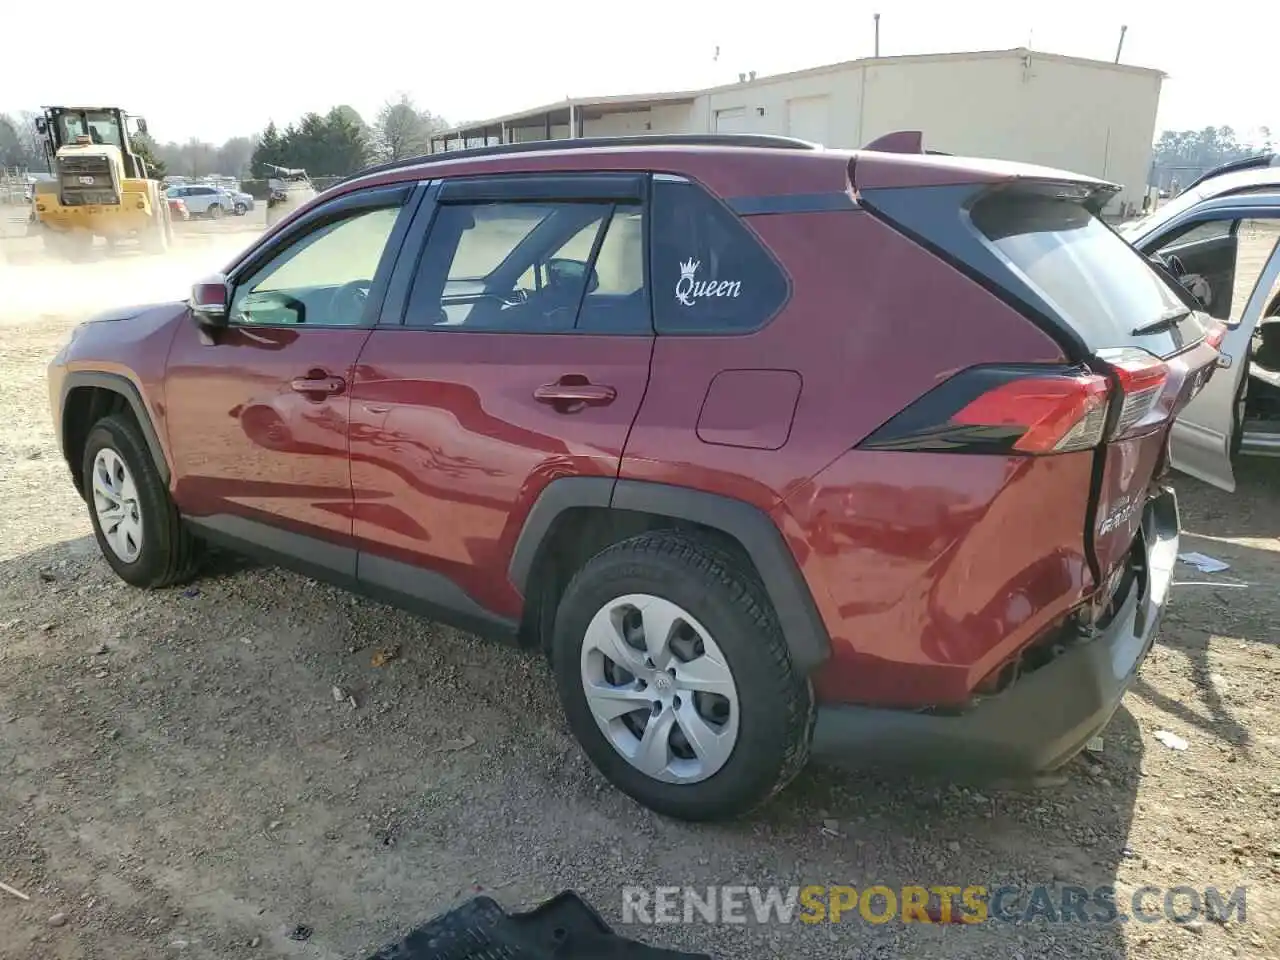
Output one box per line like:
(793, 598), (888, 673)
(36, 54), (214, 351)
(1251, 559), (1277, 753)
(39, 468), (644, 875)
(971, 192), (1207, 356)
(405, 198), (649, 333)
(650, 179), (789, 333)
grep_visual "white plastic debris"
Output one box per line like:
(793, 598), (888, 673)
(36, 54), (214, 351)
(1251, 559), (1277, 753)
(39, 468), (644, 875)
(1153, 730), (1189, 751)
(1177, 552), (1230, 574)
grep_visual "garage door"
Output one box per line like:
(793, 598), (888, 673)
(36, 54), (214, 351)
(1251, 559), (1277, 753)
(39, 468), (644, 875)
(786, 96), (830, 145)
(714, 108), (747, 133)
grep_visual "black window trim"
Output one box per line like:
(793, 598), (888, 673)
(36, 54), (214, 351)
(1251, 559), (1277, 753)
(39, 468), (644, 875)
(224, 182), (423, 330)
(648, 172), (794, 337)
(382, 173), (654, 336)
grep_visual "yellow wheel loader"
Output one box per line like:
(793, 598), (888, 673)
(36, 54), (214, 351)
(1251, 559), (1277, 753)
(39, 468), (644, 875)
(30, 106), (173, 259)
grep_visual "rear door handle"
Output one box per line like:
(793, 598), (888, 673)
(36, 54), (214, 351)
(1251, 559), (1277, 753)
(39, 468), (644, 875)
(290, 373), (347, 396)
(533, 381), (617, 407)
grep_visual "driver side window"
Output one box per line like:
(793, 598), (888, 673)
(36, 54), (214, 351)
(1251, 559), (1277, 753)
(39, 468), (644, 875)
(230, 205), (402, 327)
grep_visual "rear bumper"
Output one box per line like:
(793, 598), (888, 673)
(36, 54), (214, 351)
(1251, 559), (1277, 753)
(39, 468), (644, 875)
(811, 488), (1179, 775)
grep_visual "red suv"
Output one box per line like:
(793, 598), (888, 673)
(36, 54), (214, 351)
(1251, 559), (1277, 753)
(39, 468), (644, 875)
(48, 134), (1221, 821)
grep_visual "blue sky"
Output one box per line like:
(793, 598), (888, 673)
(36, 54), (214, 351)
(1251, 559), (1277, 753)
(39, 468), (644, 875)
(4, 0), (1274, 144)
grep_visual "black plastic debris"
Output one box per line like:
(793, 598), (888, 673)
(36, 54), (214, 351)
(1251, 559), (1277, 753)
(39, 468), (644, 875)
(365, 891), (710, 960)
(287, 924), (313, 942)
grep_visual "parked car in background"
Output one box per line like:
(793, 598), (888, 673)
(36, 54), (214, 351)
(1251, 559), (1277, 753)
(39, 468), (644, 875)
(1121, 160), (1280, 491)
(166, 184), (235, 219)
(48, 133), (1221, 821)
(167, 197), (190, 222)
(226, 188), (254, 216)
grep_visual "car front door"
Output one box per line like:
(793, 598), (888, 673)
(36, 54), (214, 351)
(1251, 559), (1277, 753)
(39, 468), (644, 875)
(165, 183), (422, 571)
(1140, 195), (1280, 491)
(347, 174), (654, 624)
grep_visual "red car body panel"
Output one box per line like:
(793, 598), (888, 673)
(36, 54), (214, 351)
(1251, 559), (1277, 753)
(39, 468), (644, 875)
(347, 330), (654, 618)
(164, 321), (370, 546)
(781, 451), (1094, 707)
(52, 304), (185, 477)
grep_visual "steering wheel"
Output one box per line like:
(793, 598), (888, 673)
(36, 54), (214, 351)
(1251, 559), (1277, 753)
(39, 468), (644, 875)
(329, 280), (372, 322)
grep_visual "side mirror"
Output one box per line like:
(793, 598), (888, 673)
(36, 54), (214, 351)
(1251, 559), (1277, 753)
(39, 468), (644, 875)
(35, 117), (46, 134)
(136, 117), (148, 136)
(190, 275), (230, 327)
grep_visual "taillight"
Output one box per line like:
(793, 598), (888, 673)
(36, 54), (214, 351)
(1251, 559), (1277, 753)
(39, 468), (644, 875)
(1204, 322), (1227, 350)
(952, 374), (1110, 453)
(1095, 347), (1170, 439)
(859, 365), (1112, 455)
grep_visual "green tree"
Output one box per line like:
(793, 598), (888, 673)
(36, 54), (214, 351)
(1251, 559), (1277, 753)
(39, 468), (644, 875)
(1150, 125), (1269, 191)
(250, 121), (286, 177)
(321, 105), (369, 174)
(131, 132), (167, 179)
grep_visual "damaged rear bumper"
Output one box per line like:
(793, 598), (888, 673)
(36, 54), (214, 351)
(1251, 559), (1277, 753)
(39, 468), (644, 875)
(811, 488), (1179, 775)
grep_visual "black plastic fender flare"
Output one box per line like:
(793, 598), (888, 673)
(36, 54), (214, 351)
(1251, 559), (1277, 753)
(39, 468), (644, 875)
(509, 477), (832, 673)
(59, 371), (171, 485)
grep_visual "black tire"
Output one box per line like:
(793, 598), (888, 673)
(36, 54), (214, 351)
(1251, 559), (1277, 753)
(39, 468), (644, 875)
(206, 203), (223, 220)
(234, 202), (247, 216)
(551, 531), (813, 821)
(82, 413), (200, 588)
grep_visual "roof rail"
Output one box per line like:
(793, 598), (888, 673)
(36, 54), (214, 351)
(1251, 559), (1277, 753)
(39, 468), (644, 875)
(337, 133), (820, 187)
(1184, 152), (1279, 192)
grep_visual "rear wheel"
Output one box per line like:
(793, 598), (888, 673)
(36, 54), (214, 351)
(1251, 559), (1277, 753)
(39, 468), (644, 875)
(551, 531), (813, 821)
(206, 203), (223, 220)
(82, 414), (200, 588)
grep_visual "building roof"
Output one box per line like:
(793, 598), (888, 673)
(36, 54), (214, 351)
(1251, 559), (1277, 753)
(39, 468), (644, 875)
(435, 47), (1165, 141)
(437, 90), (701, 139)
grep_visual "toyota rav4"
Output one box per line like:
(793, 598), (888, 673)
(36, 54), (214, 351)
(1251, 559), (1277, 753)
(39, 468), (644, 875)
(48, 133), (1222, 821)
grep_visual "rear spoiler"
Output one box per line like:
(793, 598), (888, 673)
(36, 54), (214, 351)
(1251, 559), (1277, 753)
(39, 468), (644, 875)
(854, 129), (1120, 214)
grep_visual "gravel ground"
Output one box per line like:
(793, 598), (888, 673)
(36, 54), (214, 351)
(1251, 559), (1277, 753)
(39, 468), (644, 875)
(0, 235), (1278, 960)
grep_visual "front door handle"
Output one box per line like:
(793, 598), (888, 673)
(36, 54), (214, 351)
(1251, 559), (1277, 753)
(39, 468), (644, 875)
(290, 373), (346, 396)
(533, 380), (617, 408)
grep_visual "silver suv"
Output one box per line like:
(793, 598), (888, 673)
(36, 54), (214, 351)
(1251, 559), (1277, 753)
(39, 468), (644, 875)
(166, 184), (235, 219)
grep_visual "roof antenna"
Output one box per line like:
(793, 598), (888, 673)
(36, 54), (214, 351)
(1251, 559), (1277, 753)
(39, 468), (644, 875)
(1114, 24), (1128, 63)
(873, 13), (881, 57)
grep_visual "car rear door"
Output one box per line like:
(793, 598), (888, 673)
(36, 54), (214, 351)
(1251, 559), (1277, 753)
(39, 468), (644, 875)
(1135, 194), (1280, 491)
(347, 174), (655, 623)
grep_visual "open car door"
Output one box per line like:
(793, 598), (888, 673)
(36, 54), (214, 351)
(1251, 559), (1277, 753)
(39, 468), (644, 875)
(1137, 193), (1280, 491)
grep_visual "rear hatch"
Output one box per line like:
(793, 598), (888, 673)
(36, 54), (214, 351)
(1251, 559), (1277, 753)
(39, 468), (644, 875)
(856, 159), (1223, 587)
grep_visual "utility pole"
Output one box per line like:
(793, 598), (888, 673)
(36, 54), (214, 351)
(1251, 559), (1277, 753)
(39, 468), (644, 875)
(1114, 24), (1127, 64)
(874, 13), (881, 57)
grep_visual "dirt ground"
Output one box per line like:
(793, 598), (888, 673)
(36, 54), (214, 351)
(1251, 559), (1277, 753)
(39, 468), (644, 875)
(0, 232), (1278, 960)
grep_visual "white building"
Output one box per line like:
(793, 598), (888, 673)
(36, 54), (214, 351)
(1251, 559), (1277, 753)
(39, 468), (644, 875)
(431, 48), (1164, 214)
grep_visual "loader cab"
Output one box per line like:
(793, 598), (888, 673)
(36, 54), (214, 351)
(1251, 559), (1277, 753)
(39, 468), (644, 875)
(36, 107), (151, 180)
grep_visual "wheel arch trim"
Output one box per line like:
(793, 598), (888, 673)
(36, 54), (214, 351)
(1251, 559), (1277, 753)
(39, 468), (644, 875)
(508, 477), (832, 673)
(60, 371), (170, 486)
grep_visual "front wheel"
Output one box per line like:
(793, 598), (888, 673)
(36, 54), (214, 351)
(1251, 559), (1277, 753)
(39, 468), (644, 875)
(234, 202), (247, 216)
(82, 414), (201, 588)
(551, 532), (813, 821)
